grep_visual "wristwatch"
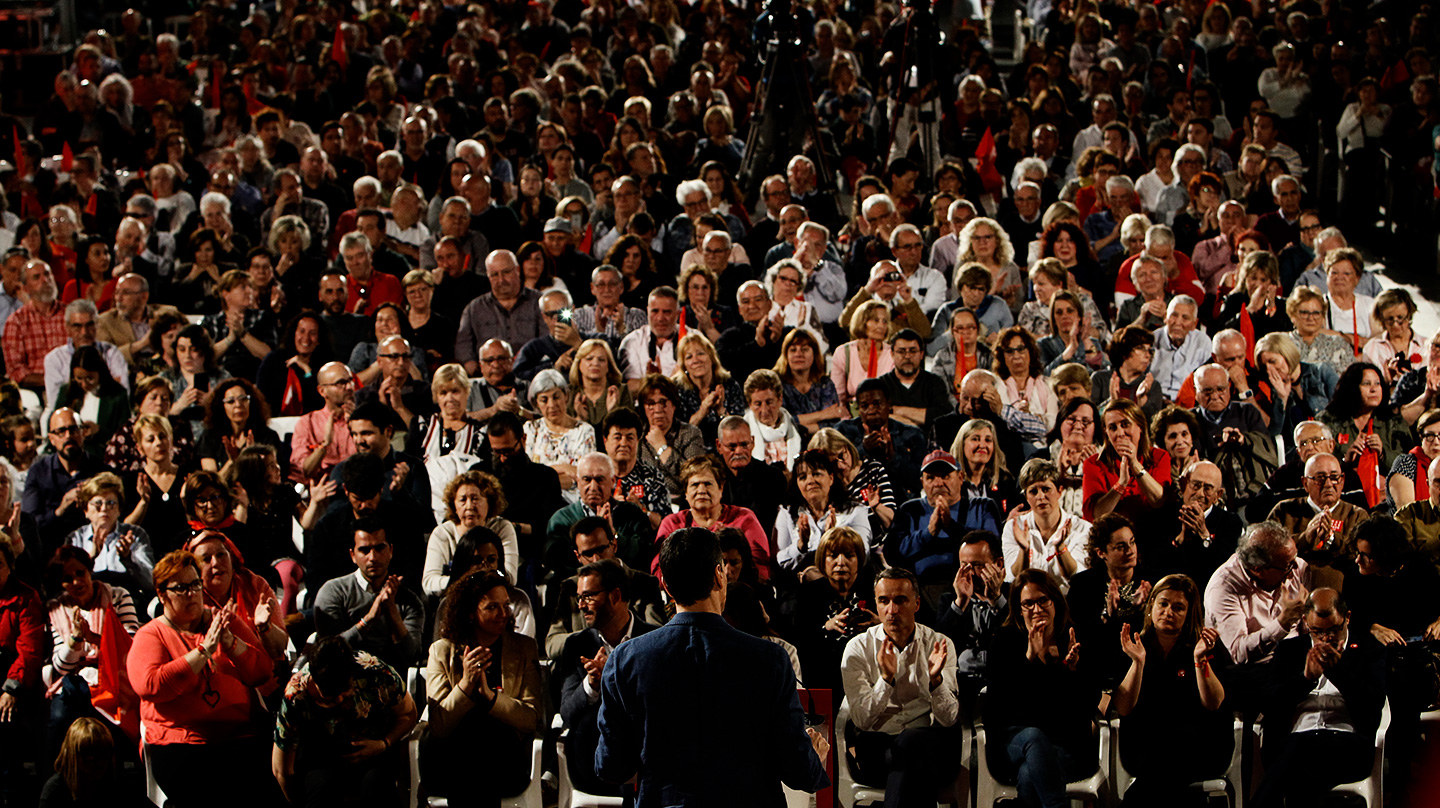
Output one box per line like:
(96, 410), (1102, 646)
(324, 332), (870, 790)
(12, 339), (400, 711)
(1237, 389), (1255, 400)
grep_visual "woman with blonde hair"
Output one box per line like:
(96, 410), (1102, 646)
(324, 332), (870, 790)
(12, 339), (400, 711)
(1286, 285), (1355, 380)
(955, 216), (1023, 315)
(1217, 250), (1291, 338)
(672, 332), (744, 443)
(830, 299), (893, 407)
(1254, 332), (1339, 441)
(567, 338), (632, 429)
(40, 717), (128, 808)
(808, 427), (898, 529)
(407, 364), (485, 460)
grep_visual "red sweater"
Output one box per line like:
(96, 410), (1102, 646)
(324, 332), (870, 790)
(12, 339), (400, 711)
(127, 611), (273, 745)
(0, 579), (44, 691)
(655, 505), (772, 580)
(1081, 447), (1173, 522)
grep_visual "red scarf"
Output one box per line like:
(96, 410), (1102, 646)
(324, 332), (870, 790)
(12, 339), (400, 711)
(1357, 418), (1383, 508)
(865, 340), (879, 378)
(1409, 445), (1432, 503)
(90, 599), (139, 742)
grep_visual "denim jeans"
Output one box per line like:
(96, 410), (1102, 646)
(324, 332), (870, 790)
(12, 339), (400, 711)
(996, 726), (1089, 808)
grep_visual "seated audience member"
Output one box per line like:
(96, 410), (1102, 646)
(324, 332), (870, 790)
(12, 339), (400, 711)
(466, 339), (530, 427)
(568, 338), (633, 431)
(103, 376), (198, 474)
(617, 286), (682, 391)
(809, 427), (901, 531)
(1203, 521), (1313, 709)
(777, 327), (845, 436)
(716, 415), (789, 537)
(351, 334), (434, 427)
(601, 407), (670, 528)
(1082, 399), (1171, 522)
(942, 264), (1013, 342)
(1048, 396), (1099, 519)
(742, 369), (803, 470)
(63, 472), (156, 595)
(1090, 326), (1162, 420)
(442, 525), (538, 641)
(273, 636), (419, 808)
(1247, 420), (1366, 521)
(127, 550), (276, 805)
(513, 289), (585, 382)
(1151, 460), (1241, 585)
(1252, 588), (1385, 807)
(1215, 250), (1291, 339)
(0, 535), (43, 757)
(1037, 291), (1109, 375)
(290, 361), (358, 483)
(984, 569), (1102, 804)
(1190, 364), (1273, 457)
(1068, 513), (1157, 687)
(97, 272), (182, 363)
(1253, 331), (1338, 443)
(42, 300), (130, 416)
(570, 264), (647, 345)
(1266, 452), (1368, 590)
(671, 331), (745, 444)
(992, 326), (1056, 452)
(187, 529), (288, 664)
(716, 281), (788, 382)
(407, 364), (487, 464)
(420, 570), (542, 807)
(840, 567), (961, 802)
(894, 441), (1015, 611)
(634, 373), (706, 504)
(43, 545), (140, 754)
(775, 449), (872, 575)
(1396, 456), (1440, 566)
(1112, 574), (1232, 805)
(307, 459), (425, 590)
(877, 329), (954, 431)
(258, 310), (335, 418)
(41, 716), (145, 808)
(933, 530), (1009, 700)
(313, 517), (425, 672)
(330, 401), (434, 523)
(1114, 254), (1170, 334)
(1388, 407), (1440, 510)
(52, 346), (130, 457)
(545, 517), (666, 658)
(832, 297), (896, 409)
(1392, 333), (1440, 424)
(120, 415), (199, 557)
(24, 408), (104, 547)
(471, 412), (565, 545)
(836, 379), (927, 501)
(422, 471), (518, 596)
(198, 378), (284, 478)
(557, 559), (661, 796)
(524, 368), (597, 504)
(1150, 295), (1212, 402)
(545, 452), (654, 577)
(1318, 364), (1410, 496)
(657, 455), (771, 577)
(1001, 459), (1091, 587)
(795, 526), (877, 692)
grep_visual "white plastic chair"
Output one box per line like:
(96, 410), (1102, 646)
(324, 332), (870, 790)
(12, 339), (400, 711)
(268, 415), (301, 442)
(1110, 716), (1244, 808)
(18, 388), (41, 424)
(556, 727), (625, 808)
(835, 698), (962, 808)
(1329, 697), (1390, 807)
(408, 702), (545, 808)
(140, 722), (168, 807)
(973, 719), (1108, 808)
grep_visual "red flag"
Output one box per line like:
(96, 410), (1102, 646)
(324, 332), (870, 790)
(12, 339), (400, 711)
(332, 24), (349, 71)
(61, 141), (73, 172)
(84, 193), (98, 217)
(242, 79), (263, 115)
(975, 128), (1004, 196)
(90, 601), (139, 743)
(11, 125), (20, 172)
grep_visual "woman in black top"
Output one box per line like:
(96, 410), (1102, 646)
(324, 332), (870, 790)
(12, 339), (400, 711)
(794, 526), (877, 692)
(1067, 513), (1157, 688)
(198, 378), (284, 479)
(1113, 574), (1231, 806)
(985, 569), (1101, 804)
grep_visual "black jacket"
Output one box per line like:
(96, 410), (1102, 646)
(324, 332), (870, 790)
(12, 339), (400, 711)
(1261, 629), (1386, 756)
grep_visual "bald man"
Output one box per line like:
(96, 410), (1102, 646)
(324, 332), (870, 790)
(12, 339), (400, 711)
(1154, 460), (1242, 584)
(291, 361), (359, 482)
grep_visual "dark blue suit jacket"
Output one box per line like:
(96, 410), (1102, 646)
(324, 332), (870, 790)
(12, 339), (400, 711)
(595, 611), (830, 806)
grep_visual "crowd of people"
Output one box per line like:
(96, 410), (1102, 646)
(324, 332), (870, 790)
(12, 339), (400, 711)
(0, 0), (1437, 806)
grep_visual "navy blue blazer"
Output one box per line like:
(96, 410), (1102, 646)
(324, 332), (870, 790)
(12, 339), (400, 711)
(595, 611), (830, 806)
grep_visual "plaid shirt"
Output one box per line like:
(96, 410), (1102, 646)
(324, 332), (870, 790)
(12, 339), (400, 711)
(3, 303), (67, 385)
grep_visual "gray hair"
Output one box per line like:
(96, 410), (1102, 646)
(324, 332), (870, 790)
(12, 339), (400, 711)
(1293, 419), (1333, 443)
(1167, 294), (1198, 316)
(577, 451), (618, 478)
(1315, 227), (1346, 247)
(1237, 521), (1295, 570)
(1121, 213), (1152, 242)
(888, 223), (922, 249)
(541, 288), (574, 307)
(338, 231), (371, 256)
(1213, 328), (1246, 351)
(353, 176), (381, 197)
(1269, 174), (1300, 197)
(735, 279), (767, 305)
(125, 194), (158, 218)
(1011, 157), (1048, 189)
(1104, 174), (1136, 195)
(443, 195), (472, 215)
(1144, 224), (1176, 250)
(796, 221), (829, 241)
(65, 299), (99, 320)
(528, 368), (570, 404)
(376, 149), (403, 167)
(200, 192), (231, 215)
(861, 193), (895, 218)
(703, 229), (732, 249)
(1171, 143), (1208, 174)
(591, 264), (621, 284)
(675, 178), (711, 206)
(1129, 253), (1164, 282)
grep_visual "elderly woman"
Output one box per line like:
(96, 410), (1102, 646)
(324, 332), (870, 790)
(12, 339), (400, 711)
(1254, 332), (1340, 443)
(656, 455), (770, 576)
(421, 570), (541, 807)
(776, 328), (844, 436)
(1083, 398), (1171, 522)
(568, 338), (632, 429)
(1150, 405), (1203, 484)
(956, 217), (1023, 315)
(672, 333), (744, 444)
(994, 326), (1057, 447)
(1001, 458), (1092, 588)
(1287, 285), (1355, 381)
(1113, 573), (1231, 804)
(186, 530), (288, 668)
(678, 264), (736, 343)
(743, 369), (803, 470)
(795, 526), (877, 691)
(984, 569), (1102, 805)
(831, 299), (894, 407)
(1067, 512), (1157, 687)
(1017, 258), (1110, 344)
(408, 364), (485, 461)
(162, 324), (230, 441)
(106, 376), (197, 474)
(122, 415), (198, 557)
(348, 302), (428, 387)
(766, 259), (826, 347)
(774, 449), (872, 574)
(1090, 326), (1161, 419)
(635, 373), (707, 503)
(1050, 397), (1100, 518)
(267, 215), (322, 305)
(932, 307), (994, 400)
(403, 269), (456, 369)
(423, 471), (518, 596)
(1323, 248), (1375, 355)
(127, 550), (274, 804)
(1038, 291), (1109, 374)
(1320, 362), (1416, 506)
(198, 378), (282, 478)
(1389, 409), (1440, 511)
(1115, 254), (1171, 333)
(63, 472), (156, 595)
(1217, 250), (1292, 339)
(809, 427), (899, 530)
(524, 368), (596, 502)
(43, 545), (140, 754)
(1363, 288), (1426, 383)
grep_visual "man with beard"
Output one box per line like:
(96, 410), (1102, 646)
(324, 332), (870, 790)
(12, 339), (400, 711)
(470, 412), (563, 551)
(313, 516), (425, 671)
(556, 557), (659, 796)
(309, 452), (427, 591)
(23, 407), (103, 545)
(325, 404), (434, 565)
(290, 361), (358, 483)
(877, 329), (954, 431)
(546, 520), (666, 658)
(317, 271), (373, 362)
(3, 259), (67, 392)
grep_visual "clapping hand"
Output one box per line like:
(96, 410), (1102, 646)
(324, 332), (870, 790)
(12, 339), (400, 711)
(927, 640), (948, 688)
(1063, 628), (1082, 671)
(390, 461), (410, 492)
(115, 530), (137, 558)
(877, 639), (899, 685)
(461, 644), (495, 696)
(1119, 623), (1145, 664)
(202, 602), (233, 657)
(1193, 627), (1219, 665)
(580, 645), (609, 689)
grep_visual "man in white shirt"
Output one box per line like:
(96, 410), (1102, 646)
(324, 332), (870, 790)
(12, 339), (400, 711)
(1253, 588), (1384, 806)
(928, 199), (978, 277)
(618, 286), (681, 391)
(1149, 295), (1212, 401)
(43, 299), (130, 413)
(841, 567), (962, 805)
(889, 224), (948, 317)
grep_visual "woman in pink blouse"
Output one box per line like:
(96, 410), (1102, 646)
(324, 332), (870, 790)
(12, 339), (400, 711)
(655, 455), (771, 579)
(831, 299), (894, 408)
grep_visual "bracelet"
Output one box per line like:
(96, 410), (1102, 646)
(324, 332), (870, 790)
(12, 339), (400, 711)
(383, 737), (391, 751)
(357, 616), (370, 631)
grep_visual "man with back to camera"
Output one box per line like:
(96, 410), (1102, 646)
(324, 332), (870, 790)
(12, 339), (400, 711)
(595, 527), (831, 805)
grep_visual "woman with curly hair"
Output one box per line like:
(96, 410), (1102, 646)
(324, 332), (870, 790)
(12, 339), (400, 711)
(198, 378), (282, 479)
(423, 471), (518, 595)
(603, 233), (660, 309)
(954, 217), (1023, 316)
(1039, 220), (1105, 307)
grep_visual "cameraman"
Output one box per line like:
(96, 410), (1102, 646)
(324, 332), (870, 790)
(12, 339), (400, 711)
(514, 289), (585, 382)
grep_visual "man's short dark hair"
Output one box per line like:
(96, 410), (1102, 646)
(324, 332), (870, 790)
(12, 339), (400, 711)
(571, 515), (615, 545)
(309, 636), (359, 698)
(487, 411), (524, 440)
(855, 378), (889, 400)
(601, 407), (643, 438)
(960, 529), (1000, 560)
(579, 558), (631, 602)
(341, 454), (385, 499)
(349, 401), (397, 431)
(352, 515), (387, 545)
(890, 328), (923, 348)
(658, 527), (721, 605)
(355, 208), (386, 228)
(875, 566), (920, 595)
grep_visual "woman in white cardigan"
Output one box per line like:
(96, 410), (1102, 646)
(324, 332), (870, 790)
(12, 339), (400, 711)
(422, 471), (519, 596)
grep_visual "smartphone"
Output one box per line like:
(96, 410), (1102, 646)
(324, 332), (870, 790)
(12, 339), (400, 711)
(194, 373), (211, 393)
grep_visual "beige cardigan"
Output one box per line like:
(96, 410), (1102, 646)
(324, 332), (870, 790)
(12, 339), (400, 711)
(425, 633), (542, 738)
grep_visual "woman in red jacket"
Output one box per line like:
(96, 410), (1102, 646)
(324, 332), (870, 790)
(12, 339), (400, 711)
(0, 536), (45, 802)
(126, 549), (278, 807)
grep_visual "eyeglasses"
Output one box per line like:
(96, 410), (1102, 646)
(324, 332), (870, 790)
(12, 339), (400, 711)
(542, 309), (566, 318)
(165, 581), (203, 595)
(999, 346), (1030, 355)
(892, 346), (923, 356)
(893, 242), (922, 251)
(89, 497), (119, 509)
(222, 395), (252, 405)
(776, 275), (801, 285)
(1064, 417), (1094, 427)
(1306, 473), (1343, 484)
(1295, 436), (1328, 448)
(479, 355), (511, 364)
(51, 425), (83, 436)
(1019, 595), (1053, 612)
(320, 378), (355, 388)
(1308, 623), (1345, 640)
(1294, 309), (1324, 318)
(576, 588), (613, 605)
(194, 494), (225, 505)
(67, 320), (97, 329)
(1380, 315), (1412, 326)
(1422, 431), (1440, 443)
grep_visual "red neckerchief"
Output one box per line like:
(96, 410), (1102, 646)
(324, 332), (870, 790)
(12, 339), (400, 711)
(1409, 445), (1432, 502)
